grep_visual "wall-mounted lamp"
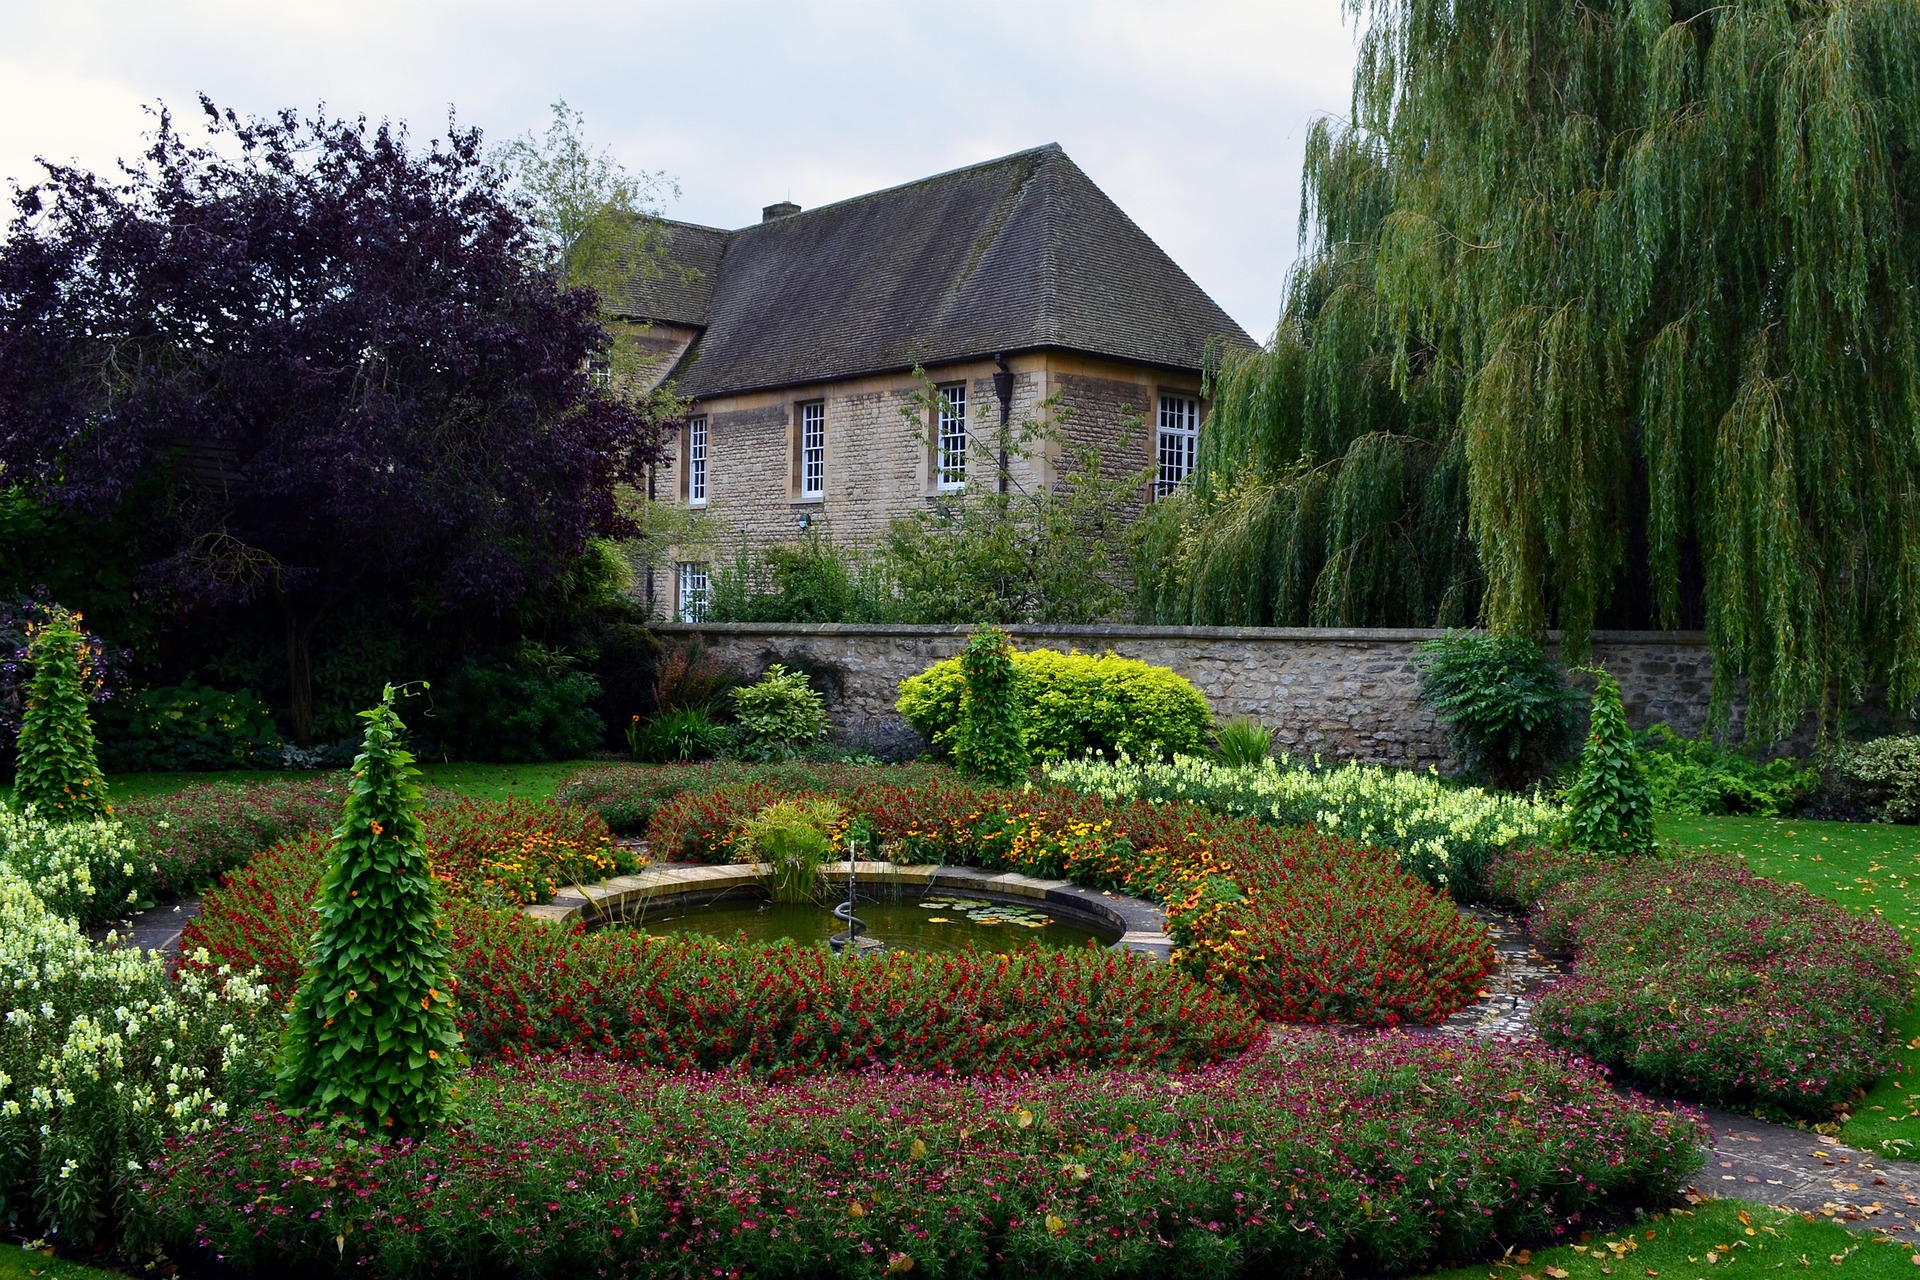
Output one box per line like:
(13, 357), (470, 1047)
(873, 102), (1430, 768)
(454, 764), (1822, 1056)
(993, 354), (1014, 494)
(992, 354), (1015, 424)
(795, 512), (814, 532)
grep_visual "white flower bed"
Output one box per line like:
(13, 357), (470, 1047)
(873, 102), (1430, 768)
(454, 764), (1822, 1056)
(1043, 754), (1561, 889)
(0, 863), (271, 1245)
(0, 805), (153, 926)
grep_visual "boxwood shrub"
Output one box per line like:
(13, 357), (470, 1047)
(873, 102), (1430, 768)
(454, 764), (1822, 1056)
(1481, 846), (1910, 1117)
(149, 1037), (1704, 1280)
(897, 645), (1211, 762)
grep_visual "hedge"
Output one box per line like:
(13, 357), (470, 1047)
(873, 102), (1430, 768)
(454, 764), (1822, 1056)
(897, 646), (1212, 762)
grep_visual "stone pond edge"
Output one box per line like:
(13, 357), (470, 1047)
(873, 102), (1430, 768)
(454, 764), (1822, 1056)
(522, 861), (1174, 959)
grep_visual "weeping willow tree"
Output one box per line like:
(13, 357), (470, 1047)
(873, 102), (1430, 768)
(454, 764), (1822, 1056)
(1140, 0), (1920, 739)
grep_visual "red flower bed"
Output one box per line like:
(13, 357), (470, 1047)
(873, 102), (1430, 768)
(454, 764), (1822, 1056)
(119, 776), (351, 894)
(148, 1036), (1706, 1280)
(1481, 846), (1911, 1117)
(184, 834), (1260, 1078)
(644, 775), (1496, 1026)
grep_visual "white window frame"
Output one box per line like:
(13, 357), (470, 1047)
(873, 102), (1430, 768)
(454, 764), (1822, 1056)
(935, 383), (967, 491)
(799, 401), (825, 499)
(686, 415), (708, 506)
(1156, 393), (1201, 497)
(676, 562), (710, 622)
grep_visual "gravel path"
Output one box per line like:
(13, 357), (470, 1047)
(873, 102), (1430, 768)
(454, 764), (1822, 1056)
(95, 890), (1920, 1236)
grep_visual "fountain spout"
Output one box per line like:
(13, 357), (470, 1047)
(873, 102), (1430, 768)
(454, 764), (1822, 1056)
(827, 836), (882, 956)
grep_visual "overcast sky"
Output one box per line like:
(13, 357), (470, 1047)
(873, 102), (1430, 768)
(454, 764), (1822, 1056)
(0, 1), (1362, 342)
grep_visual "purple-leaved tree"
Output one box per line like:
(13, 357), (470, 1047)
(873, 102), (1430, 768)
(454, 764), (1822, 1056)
(0, 100), (667, 743)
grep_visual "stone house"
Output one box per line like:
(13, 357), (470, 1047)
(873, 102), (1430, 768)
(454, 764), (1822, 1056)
(611, 143), (1254, 620)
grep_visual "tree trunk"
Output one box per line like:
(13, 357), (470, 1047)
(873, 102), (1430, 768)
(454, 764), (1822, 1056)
(280, 601), (319, 747)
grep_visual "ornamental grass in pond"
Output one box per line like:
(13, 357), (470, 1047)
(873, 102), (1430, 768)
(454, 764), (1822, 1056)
(643, 774), (1497, 1026)
(147, 1036), (1706, 1280)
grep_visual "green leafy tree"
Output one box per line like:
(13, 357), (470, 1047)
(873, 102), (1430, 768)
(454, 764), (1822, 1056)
(14, 608), (110, 820)
(953, 628), (1029, 786)
(1139, 0), (1920, 740)
(276, 688), (460, 1135)
(497, 99), (689, 413)
(1566, 669), (1656, 858)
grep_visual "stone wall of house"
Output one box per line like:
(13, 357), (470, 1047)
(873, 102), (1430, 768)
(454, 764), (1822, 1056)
(650, 621), (1724, 766)
(640, 352), (1206, 615)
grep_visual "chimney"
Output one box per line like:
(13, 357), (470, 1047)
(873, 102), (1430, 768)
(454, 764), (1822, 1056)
(761, 200), (801, 223)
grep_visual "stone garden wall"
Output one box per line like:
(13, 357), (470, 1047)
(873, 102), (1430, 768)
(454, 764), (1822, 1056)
(650, 622), (1724, 769)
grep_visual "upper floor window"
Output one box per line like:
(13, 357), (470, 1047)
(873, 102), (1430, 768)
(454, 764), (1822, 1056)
(676, 561), (710, 622)
(936, 383), (967, 491)
(1156, 393), (1201, 496)
(686, 415), (708, 506)
(587, 356), (612, 389)
(798, 400), (825, 499)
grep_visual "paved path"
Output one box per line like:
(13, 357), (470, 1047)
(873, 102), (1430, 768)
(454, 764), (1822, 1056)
(96, 887), (1920, 1235)
(87, 893), (201, 954)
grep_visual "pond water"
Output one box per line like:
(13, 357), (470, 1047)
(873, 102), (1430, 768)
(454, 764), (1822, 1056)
(622, 893), (1117, 954)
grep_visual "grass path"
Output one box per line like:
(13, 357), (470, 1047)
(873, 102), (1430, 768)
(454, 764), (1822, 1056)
(2, 758), (594, 808)
(1426, 1201), (1916, 1279)
(1657, 816), (1920, 1156)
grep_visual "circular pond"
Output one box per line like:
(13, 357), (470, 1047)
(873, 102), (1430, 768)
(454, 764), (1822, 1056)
(624, 892), (1120, 954)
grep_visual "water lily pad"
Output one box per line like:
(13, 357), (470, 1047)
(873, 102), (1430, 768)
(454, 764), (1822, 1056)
(926, 916), (952, 924)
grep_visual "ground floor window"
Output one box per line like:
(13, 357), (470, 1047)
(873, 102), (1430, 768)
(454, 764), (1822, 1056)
(676, 562), (711, 621)
(1156, 393), (1201, 496)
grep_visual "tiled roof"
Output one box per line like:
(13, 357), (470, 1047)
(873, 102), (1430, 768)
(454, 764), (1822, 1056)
(610, 144), (1255, 399)
(604, 219), (726, 327)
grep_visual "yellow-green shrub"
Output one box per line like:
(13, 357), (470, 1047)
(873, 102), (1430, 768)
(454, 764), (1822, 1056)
(897, 645), (1211, 762)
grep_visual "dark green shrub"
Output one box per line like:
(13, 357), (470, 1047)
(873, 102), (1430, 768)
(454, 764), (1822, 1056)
(897, 646), (1211, 762)
(626, 706), (733, 762)
(1636, 723), (1818, 817)
(97, 680), (282, 772)
(1211, 718), (1274, 767)
(276, 690), (460, 1135)
(953, 627), (1028, 785)
(1566, 669), (1655, 857)
(729, 663), (828, 759)
(1415, 630), (1582, 790)
(14, 607), (110, 819)
(1829, 735), (1920, 823)
(436, 645), (604, 762)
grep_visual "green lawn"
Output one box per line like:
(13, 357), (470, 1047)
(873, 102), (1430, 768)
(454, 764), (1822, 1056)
(1, 758), (600, 808)
(1658, 814), (1920, 1155)
(1426, 1201), (1915, 1279)
(0, 1245), (119, 1280)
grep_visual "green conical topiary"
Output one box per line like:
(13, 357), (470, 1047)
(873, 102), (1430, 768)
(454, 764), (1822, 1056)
(276, 687), (460, 1135)
(954, 627), (1028, 787)
(14, 607), (110, 821)
(1566, 669), (1655, 858)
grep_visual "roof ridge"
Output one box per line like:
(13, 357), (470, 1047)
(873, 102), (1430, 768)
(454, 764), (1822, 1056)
(727, 143), (1066, 233)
